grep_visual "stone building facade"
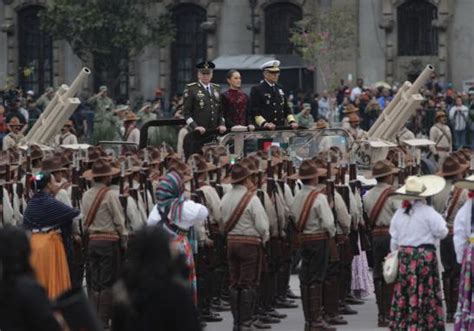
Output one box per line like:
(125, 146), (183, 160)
(1, 0), (473, 101)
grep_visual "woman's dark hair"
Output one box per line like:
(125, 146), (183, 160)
(121, 226), (179, 293)
(0, 226), (32, 281)
(226, 69), (239, 80)
(32, 171), (52, 192)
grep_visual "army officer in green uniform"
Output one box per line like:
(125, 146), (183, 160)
(183, 61), (227, 159)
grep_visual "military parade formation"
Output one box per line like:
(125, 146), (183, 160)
(2, 58), (474, 331)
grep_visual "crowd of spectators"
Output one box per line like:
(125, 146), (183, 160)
(2, 72), (474, 150)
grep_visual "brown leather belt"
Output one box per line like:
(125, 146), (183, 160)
(372, 227), (389, 237)
(89, 232), (120, 242)
(300, 232), (329, 243)
(436, 147), (450, 152)
(336, 233), (349, 243)
(227, 235), (261, 246)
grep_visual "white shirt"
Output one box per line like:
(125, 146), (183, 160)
(350, 87), (362, 101)
(147, 200), (208, 231)
(454, 199), (474, 263)
(449, 105), (469, 131)
(389, 201), (448, 252)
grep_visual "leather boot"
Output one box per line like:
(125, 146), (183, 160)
(301, 284), (311, 329)
(442, 274), (453, 323)
(374, 279), (388, 327)
(323, 277), (348, 325)
(230, 288), (239, 329)
(382, 282), (394, 323)
(97, 288), (112, 329)
(448, 276), (460, 323)
(239, 288), (255, 331)
(308, 284), (336, 331)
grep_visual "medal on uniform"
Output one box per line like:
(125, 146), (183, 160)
(199, 99), (204, 108)
(279, 89), (284, 95)
(214, 91), (219, 99)
(197, 90), (205, 98)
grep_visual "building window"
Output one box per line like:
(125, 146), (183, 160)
(398, 0), (438, 56)
(18, 5), (53, 95)
(171, 4), (207, 95)
(265, 2), (302, 54)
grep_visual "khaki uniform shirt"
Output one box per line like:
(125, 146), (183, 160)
(291, 184), (335, 236)
(315, 184), (351, 234)
(55, 132), (78, 146)
(363, 182), (399, 227)
(221, 185), (270, 243)
(429, 124), (452, 165)
(82, 183), (127, 237)
(432, 180), (467, 225)
(347, 127), (368, 144)
(3, 132), (23, 150)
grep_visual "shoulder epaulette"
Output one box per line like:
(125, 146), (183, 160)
(187, 82), (197, 87)
(211, 83), (220, 87)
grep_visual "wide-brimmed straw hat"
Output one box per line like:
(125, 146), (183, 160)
(83, 158), (120, 179)
(393, 175), (446, 200)
(365, 160), (399, 179)
(41, 157), (67, 173)
(229, 163), (252, 184)
(454, 175), (474, 190)
(167, 160), (192, 183)
(436, 156), (466, 177)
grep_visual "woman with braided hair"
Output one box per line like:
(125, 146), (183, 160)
(23, 171), (80, 299)
(149, 171), (208, 304)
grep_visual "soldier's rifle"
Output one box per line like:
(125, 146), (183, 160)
(398, 151), (407, 187)
(126, 156), (138, 203)
(139, 149), (151, 216)
(24, 146), (32, 202)
(119, 161), (130, 231)
(15, 153), (24, 214)
(326, 155), (339, 261)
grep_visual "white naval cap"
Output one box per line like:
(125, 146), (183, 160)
(260, 60), (281, 72)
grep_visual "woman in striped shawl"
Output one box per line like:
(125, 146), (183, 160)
(23, 171), (80, 299)
(155, 171), (208, 304)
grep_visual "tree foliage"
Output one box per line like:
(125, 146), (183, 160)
(290, 6), (357, 89)
(40, 0), (175, 92)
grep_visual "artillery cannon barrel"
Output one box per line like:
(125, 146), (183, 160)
(26, 68), (91, 144)
(367, 64), (434, 139)
(368, 82), (411, 138)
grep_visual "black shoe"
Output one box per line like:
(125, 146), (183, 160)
(345, 297), (365, 305)
(286, 288), (300, 299)
(339, 304), (357, 315)
(325, 315), (348, 325)
(274, 298), (298, 309)
(266, 308), (287, 319)
(258, 314), (280, 324)
(211, 299), (231, 312)
(253, 319), (271, 329)
(202, 311), (223, 322)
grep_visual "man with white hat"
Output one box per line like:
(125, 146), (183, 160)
(429, 111), (452, 166)
(3, 117), (24, 151)
(250, 60), (297, 130)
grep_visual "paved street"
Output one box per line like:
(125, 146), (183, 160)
(206, 275), (455, 331)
